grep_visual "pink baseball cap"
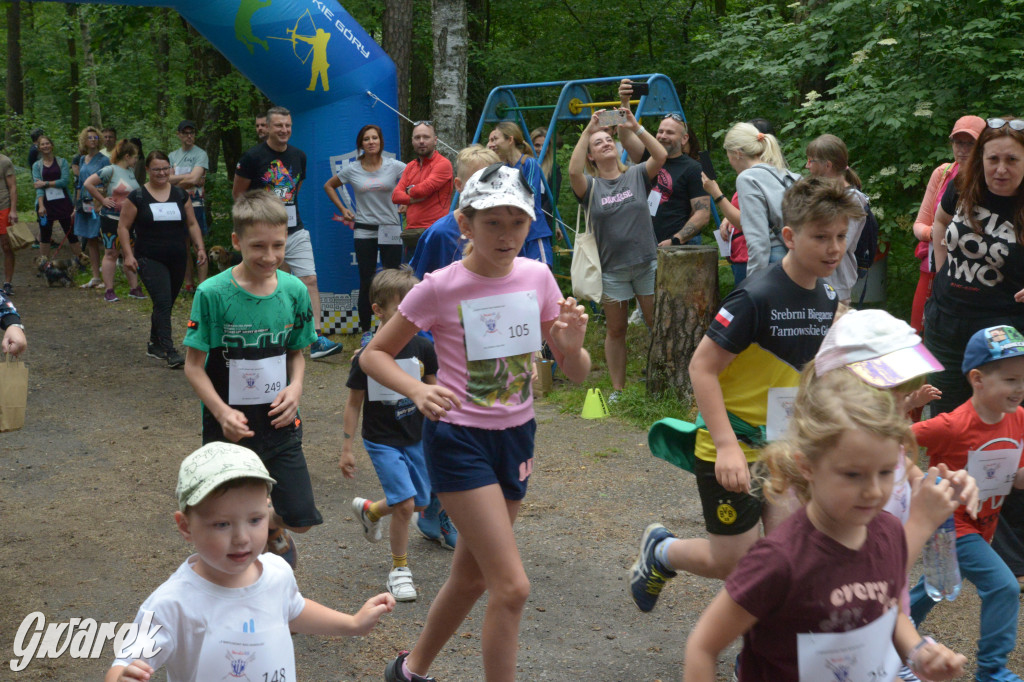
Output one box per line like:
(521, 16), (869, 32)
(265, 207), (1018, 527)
(949, 115), (986, 140)
(815, 309), (943, 388)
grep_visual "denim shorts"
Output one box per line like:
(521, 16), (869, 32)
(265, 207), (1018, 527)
(601, 259), (657, 303)
(423, 419), (536, 500)
(363, 438), (431, 507)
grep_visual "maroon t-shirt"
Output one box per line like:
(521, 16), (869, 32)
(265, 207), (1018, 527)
(726, 508), (906, 681)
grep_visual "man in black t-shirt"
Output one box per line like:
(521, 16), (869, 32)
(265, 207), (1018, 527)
(619, 81), (710, 245)
(232, 106), (341, 359)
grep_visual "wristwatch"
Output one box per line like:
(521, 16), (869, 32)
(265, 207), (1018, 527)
(670, 236), (682, 245)
(714, 194), (726, 203)
(6, 323), (25, 330)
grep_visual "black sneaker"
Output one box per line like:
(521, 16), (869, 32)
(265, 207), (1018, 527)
(385, 652), (436, 682)
(165, 349), (185, 369)
(2, 282), (12, 297)
(147, 343), (167, 360)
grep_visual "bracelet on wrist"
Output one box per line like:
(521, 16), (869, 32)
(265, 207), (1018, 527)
(714, 194), (726, 204)
(906, 636), (936, 671)
(670, 236), (682, 246)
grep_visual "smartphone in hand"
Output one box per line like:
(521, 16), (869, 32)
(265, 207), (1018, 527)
(596, 110), (627, 127)
(630, 81), (650, 96)
(699, 150), (717, 181)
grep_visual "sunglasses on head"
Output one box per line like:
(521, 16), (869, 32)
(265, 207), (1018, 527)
(479, 162), (535, 197)
(412, 120), (434, 128)
(663, 113), (685, 122)
(987, 118), (1024, 132)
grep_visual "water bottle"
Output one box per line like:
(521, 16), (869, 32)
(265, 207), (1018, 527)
(39, 214), (47, 227)
(922, 514), (962, 601)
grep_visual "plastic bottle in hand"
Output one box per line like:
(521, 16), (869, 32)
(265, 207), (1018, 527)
(923, 514), (962, 601)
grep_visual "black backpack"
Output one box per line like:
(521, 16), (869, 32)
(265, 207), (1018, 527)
(855, 202), (879, 276)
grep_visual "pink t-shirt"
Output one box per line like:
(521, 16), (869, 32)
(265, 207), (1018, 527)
(399, 258), (562, 429)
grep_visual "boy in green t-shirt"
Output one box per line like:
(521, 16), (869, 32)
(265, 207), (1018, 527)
(183, 190), (320, 569)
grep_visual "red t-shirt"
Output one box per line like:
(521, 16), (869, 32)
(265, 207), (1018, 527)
(911, 400), (1024, 541)
(726, 508), (906, 682)
(391, 151), (454, 230)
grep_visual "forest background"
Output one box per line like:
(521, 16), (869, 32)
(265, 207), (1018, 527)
(2, 0), (1024, 319)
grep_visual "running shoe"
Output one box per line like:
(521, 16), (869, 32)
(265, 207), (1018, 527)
(385, 652), (436, 682)
(387, 567), (418, 602)
(165, 349), (185, 369)
(146, 343), (167, 360)
(352, 497), (382, 542)
(629, 523), (677, 612)
(310, 335), (342, 359)
(436, 510), (457, 550)
(266, 527), (297, 569)
(2, 282), (11, 297)
(360, 330), (374, 347)
(103, 289), (119, 303)
(127, 286), (146, 299)
(80, 277), (103, 289)
(977, 667), (1024, 682)
(608, 390), (623, 405)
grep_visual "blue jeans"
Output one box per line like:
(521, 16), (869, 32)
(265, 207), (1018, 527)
(909, 532), (1019, 676)
(730, 262), (747, 288)
(769, 242), (787, 263)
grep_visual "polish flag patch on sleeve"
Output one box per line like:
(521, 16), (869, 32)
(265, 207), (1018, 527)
(714, 307), (734, 328)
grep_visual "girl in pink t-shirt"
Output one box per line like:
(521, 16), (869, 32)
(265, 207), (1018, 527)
(361, 164), (591, 682)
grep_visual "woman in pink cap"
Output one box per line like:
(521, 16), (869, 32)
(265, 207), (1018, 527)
(910, 115), (986, 333)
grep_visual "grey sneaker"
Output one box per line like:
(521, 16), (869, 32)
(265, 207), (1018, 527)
(165, 349), (185, 369)
(147, 343), (167, 360)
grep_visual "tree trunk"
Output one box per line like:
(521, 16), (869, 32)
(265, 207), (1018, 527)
(6, 1), (24, 146)
(646, 245), (719, 402)
(430, 0), (468, 157)
(79, 10), (102, 127)
(383, 0), (413, 157)
(65, 4), (80, 132)
(153, 8), (171, 123)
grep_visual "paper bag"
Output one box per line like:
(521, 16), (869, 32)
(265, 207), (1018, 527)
(0, 355), (28, 431)
(6, 222), (38, 251)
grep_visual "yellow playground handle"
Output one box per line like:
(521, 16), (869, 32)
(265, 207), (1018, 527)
(568, 97), (641, 115)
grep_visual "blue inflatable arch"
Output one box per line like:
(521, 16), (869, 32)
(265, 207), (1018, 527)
(45, 0), (399, 334)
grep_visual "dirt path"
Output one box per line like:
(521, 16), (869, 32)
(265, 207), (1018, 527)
(0, 254), (1012, 681)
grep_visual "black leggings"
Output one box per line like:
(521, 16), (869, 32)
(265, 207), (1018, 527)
(39, 216), (78, 245)
(354, 233), (402, 332)
(138, 252), (187, 352)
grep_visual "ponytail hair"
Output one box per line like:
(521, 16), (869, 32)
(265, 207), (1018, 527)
(110, 139), (139, 166)
(723, 122), (787, 171)
(806, 134), (861, 189)
(494, 122), (535, 159)
(760, 363), (913, 505)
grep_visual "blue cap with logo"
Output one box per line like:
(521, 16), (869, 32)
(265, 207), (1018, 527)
(961, 325), (1024, 375)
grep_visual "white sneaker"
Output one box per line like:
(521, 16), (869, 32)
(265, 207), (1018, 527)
(80, 277), (103, 289)
(387, 567), (417, 602)
(628, 307), (645, 326)
(351, 497), (382, 543)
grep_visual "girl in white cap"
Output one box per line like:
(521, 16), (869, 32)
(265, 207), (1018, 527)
(360, 163), (591, 682)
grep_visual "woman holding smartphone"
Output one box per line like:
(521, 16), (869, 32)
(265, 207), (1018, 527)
(569, 108), (666, 403)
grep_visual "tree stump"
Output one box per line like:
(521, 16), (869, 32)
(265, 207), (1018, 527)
(646, 245), (720, 402)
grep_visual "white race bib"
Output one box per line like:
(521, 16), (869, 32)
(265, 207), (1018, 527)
(228, 355), (287, 405)
(45, 187), (63, 201)
(462, 291), (541, 362)
(797, 607), (900, 682)
(195, 623), (295, 682)
(368, 357), (422, 402)
(967, 438), (1022, 505)
(647, 189), (662, 217)
(765, 386), (799, 442)
(285, 204), (297, 227)
(151, 202), (182, 222)
(378, 223), (402, 245)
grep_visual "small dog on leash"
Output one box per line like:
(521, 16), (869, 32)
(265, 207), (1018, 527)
(36, 255), (89, 287)
(208, 245), (243, 271)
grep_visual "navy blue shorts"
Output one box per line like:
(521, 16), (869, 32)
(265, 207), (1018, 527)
(423, 419), (536, 501)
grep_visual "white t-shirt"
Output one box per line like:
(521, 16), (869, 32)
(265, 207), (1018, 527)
(111, 553), (305, 682)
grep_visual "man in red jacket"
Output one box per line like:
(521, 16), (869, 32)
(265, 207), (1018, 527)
(392, 122), (454, 260)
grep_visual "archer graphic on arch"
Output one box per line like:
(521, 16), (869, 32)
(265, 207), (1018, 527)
(268, 9), (331, 92)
